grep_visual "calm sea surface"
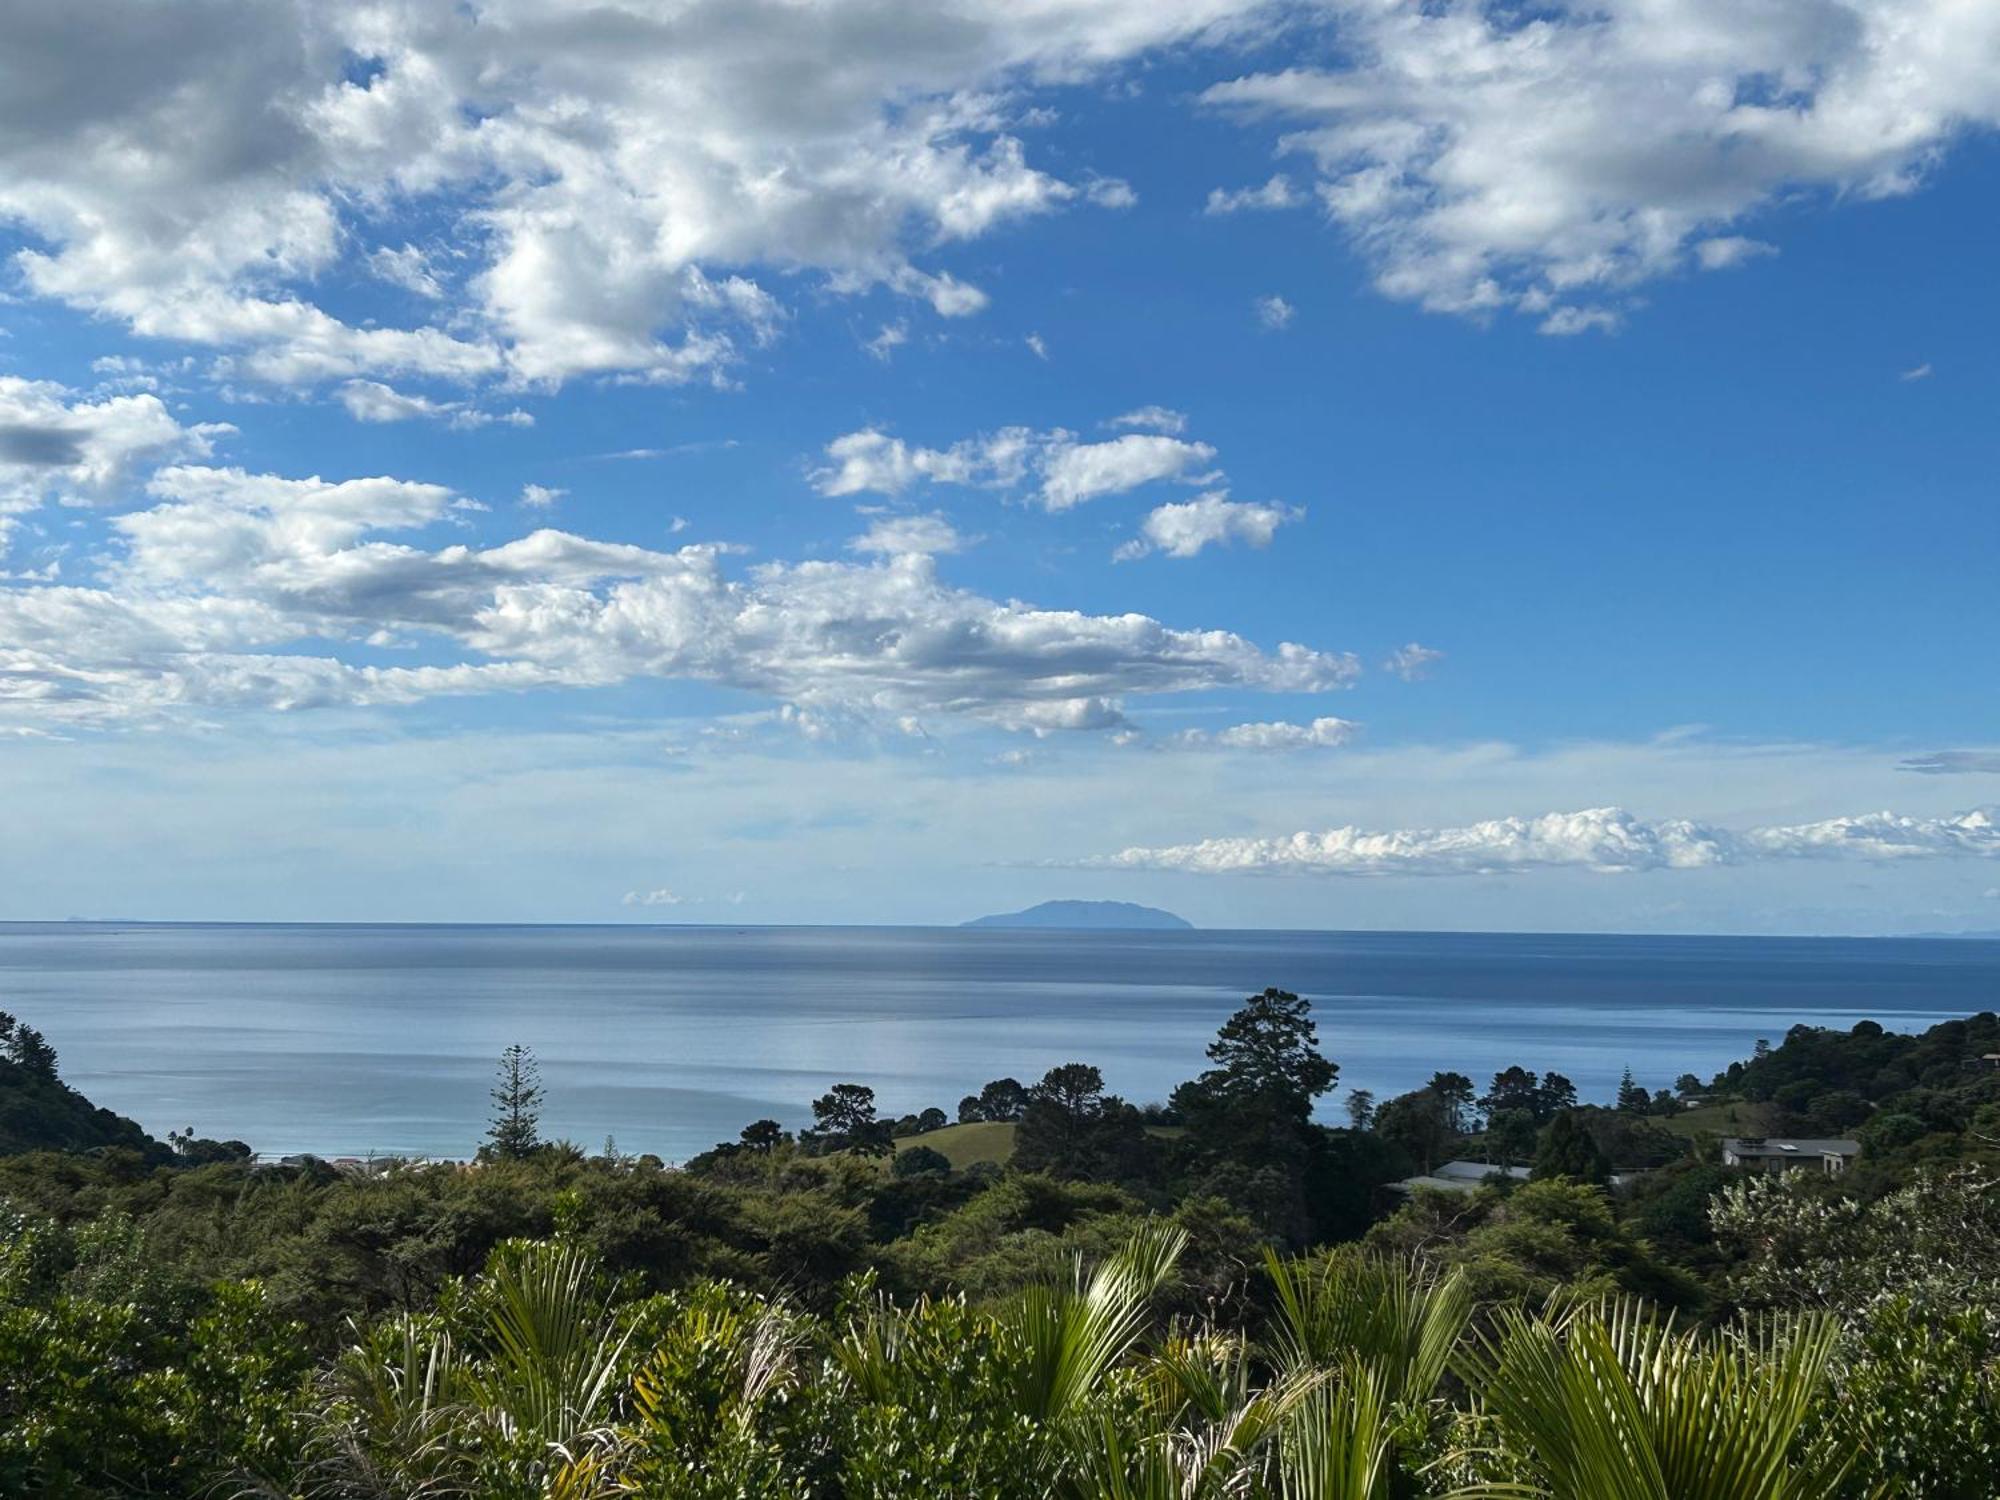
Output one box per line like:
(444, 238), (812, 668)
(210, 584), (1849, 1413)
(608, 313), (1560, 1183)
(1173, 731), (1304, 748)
(2, 923), (1995, 1161)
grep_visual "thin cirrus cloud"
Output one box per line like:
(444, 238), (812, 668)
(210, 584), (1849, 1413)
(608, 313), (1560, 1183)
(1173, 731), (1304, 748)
(0, 459), (1358, 734)
(1091, 806), (2000, 876)
(336, 380), (533, 431)
(1899, 751), (2000, 775)
(1383, 642), (1444, 680)
(1201, 0), (2000, 334)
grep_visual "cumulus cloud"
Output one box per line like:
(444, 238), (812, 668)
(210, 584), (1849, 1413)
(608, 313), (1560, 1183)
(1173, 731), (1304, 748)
(1202, 0), (2000, 330)
(0, 461), (1358, 731)
(1094, 806), (2000, 876)
(0, 0), (1252, 394)
(0, 378), (229, 540)
(1254, 294), (1295, 330)
(519, 484), (566, 510)
(1383, 642), (1444, 680)
(1177, 716), (1358, 750)
(1040, 433), (1220, 510)
(849, 513), (964, 556)
(1116, 492), (1299, 559)
(813, 420), (1219, 511)
(1899, 751), (2000, 775)
(1108, 406), (1189, 434)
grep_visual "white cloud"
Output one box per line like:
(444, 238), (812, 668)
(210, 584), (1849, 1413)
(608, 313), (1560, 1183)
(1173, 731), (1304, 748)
(0, 461), (1358, 731)
(0, 377), (229, 539)
(1084, 175), (1139, 209)
(1693, 236), (1778, 272)
(864, 323), (909, 362)
(1539, 306), (1620, 338)
(1039, 433), (1220, 510)
(0, 0), (1254, 393)
(1900, 363), (1934, 382)
(1383, 642), (1444, 681)
(623, 888), (688, 907)
(1117, 492), (1298, 559)
(368, 245), (446, 300)
(849, 513), (964, 556)
(1095, 805), (2000, 877)
(336, 380), (532, 430)
(1108, 406), (1189, 434)
(1254, 294), (1294, 330)
(1899, 751), (2000, 775)
(1180, 716), (1359, 750)
(813, 419), (1219, 511)
(1202, 0), (2000, 330)
(1026, 333), (1050, 360)
(520, 484), (566, 510)
(1205, 174), (1303, 214)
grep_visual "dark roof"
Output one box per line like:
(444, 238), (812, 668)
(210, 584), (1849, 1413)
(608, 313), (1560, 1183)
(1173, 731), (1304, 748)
(1722, 1136), (1859, 1157)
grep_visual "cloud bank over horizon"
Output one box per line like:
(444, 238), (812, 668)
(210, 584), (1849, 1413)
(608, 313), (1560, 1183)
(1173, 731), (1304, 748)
(1095, 806), (2000, 877)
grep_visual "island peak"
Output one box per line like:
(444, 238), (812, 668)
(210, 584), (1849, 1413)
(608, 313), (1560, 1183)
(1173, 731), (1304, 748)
(961, 900), (1192, 931)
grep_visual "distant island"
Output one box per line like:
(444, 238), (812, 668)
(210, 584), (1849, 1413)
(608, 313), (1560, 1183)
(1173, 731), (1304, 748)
(961, 899), (1193, 930)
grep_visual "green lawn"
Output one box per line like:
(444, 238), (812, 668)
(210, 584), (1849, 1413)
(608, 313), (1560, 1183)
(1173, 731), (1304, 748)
(895, 1120), (1017, 1168)
(1661, 1098), (1783, 1139)
(895, 1119), (1186, 1169)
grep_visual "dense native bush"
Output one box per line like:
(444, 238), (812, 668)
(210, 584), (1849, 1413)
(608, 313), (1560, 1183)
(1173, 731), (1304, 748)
(5, 1001), (1999, 1493)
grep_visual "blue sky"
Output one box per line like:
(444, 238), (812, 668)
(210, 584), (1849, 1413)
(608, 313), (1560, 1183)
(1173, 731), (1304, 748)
(2, 0), (1997, 931)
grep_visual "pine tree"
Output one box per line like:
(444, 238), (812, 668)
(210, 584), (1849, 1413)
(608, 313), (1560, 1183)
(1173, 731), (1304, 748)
(1615, 1066), (1650, 1113)
(485, 1043), (543, 1160)
(3, 1022), (58, 1081)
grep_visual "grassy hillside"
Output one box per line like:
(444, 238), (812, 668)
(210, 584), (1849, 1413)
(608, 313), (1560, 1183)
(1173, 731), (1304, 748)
(1660, 1098), (1786, 1139)
(895, 1120), (1017, 1168)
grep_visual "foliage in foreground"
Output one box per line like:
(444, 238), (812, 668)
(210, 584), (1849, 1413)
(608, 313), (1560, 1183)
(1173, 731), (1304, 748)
(6, 1198), (1995, 1499)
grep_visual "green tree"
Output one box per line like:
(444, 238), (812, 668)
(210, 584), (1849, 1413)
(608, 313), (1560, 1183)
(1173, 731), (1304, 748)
(1536, 1071), (1578, 1117)
(1014, 1064), (1112, 1178)
(1481, 1065), (1540, 1119)
(3, 1022), (58, 1082)
(485, 1042), (543, 1160)
(1429, 1070), (1476, 1132)
(1194, 989), (1338, 1117)
(1533, 1109), (1611, 1184)
(1485, 1106), (1540, 1166)
(738, 1119), (786, 1152)
(1374, 1088), (1452, 1175)
(894, 1145), (952, 1178)
(1343, 1088), (1376, 1131)
(810, 1082), (892, 1156)
(1616, 1066), (1650, 1113)
(978, 1076), (1029, 1121)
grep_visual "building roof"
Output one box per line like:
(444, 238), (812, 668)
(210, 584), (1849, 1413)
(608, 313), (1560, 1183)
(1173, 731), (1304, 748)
(1391, 1160), (1531, 1194)
(1722, 1137), (1860, 1158)
(1435, 1160), (1532, 1181)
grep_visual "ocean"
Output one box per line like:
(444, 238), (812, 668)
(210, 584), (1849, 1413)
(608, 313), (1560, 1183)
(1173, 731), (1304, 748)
(3, 923), (1995, 1161)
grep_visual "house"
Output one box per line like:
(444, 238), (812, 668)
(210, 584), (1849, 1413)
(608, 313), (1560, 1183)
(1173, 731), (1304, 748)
(1391, 1159), (1531, 1195)
(1720, 1137), (1859, 1174)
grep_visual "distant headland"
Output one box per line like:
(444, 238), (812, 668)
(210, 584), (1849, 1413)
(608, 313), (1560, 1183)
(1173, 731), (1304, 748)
(961, 899), (1193, 930)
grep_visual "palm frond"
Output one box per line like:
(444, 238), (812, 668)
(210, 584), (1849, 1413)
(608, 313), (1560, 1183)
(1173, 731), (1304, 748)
(1264, 1249), (1469, 1404)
